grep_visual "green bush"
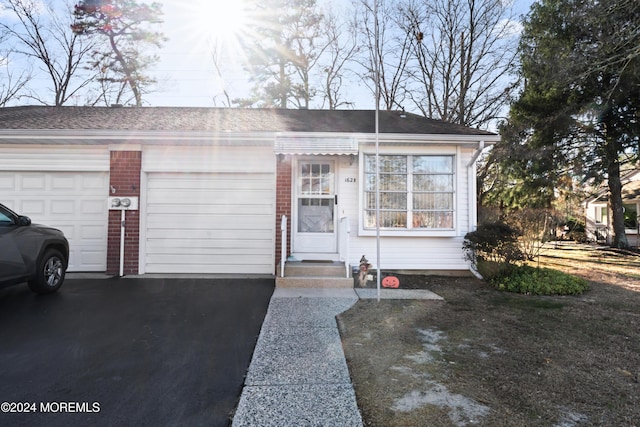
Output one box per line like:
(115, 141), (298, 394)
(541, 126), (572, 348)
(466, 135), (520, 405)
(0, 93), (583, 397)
(464, 222), (525, 281)
(490, 265), (589, 295)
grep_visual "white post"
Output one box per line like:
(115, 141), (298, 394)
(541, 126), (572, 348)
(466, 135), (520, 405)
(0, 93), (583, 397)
(280, 215), (287, 278)
(340, 217), (351, 278)
(119, 210), (125, 277)
(374, 0), (381, 302)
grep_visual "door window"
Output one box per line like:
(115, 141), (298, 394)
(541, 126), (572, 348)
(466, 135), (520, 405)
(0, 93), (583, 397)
(297, 162), (335, 233)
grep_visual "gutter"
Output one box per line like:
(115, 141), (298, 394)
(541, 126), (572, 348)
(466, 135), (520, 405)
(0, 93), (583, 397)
(466, 140), (485, 167)
(467, 140), (487, 279)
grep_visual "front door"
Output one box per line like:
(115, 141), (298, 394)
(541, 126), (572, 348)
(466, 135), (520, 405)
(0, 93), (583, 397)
(293, 159), (337, 257)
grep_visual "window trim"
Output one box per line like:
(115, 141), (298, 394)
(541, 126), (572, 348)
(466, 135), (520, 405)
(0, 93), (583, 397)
(358, 149), (458, 237)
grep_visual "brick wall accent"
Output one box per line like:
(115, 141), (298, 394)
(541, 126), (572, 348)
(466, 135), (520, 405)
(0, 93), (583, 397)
(107, 151), (141, 275)
(275, 156), (292, 267)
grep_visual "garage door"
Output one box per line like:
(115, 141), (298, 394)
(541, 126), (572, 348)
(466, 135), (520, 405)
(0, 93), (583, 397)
(142, 145), (276, 275)
(0, 171), (109, 272)
(144, 173), (275, 274)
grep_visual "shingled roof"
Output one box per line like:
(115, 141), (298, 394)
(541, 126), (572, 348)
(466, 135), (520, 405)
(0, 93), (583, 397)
(0, 106), (495, 136)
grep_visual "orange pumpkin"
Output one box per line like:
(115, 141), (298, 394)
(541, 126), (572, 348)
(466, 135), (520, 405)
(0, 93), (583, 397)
(382, 276), (400, 288)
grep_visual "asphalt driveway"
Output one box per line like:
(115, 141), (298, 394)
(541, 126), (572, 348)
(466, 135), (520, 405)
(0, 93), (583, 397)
(0, 277), (274, 427)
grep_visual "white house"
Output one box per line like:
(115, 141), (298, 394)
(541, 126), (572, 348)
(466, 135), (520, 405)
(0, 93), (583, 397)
(0, 106), (498, 278)
(584, 169), (640, 246)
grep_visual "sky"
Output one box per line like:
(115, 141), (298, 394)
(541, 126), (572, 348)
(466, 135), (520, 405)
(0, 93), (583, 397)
(1, 0), (536, 109)
(146, 0), (536, 109)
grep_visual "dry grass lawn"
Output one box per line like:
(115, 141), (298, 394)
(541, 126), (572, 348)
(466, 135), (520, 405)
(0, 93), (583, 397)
(338, 242), (640, 426)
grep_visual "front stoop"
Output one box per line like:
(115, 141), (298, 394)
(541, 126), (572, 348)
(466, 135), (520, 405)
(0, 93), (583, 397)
(276, 261), (353, 288)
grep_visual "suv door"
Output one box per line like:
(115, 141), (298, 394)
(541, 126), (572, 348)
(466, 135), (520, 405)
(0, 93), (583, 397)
(0, 207), (29, 283)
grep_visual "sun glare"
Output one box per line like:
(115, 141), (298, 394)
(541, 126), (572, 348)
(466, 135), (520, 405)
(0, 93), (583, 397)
(191, 0), (250, 46)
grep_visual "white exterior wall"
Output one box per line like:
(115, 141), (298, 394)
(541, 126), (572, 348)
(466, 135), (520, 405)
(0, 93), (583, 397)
(336, 145), (477, 272)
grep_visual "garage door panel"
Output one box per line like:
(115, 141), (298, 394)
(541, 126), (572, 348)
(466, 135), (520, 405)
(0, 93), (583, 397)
(147, 189), (272, 204)
(148, 238), (272, 251)
(148, 177), (274, 191)
(148, 264), (271, 275)
(146, 228), (274, 240)
(145, 171), (275, 274)
(147, 205), (273, 219)
(0, 175), (15, 189)
(0, 171), (108, 272)
(147, 253), (273, 266)
(147, 213), (273, 228)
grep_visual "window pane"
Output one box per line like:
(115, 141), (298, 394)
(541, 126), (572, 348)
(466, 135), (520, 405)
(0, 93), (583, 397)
(381, 211), (406, 227)
(413, 212), (453, 228)
(413, 156), (453, 173)
(365, 192), (376, 210)
(365, 192), (407, 210)
(413, 193), (453, 210)
(380, 174), (406, 191)
(365, 173), (376, 191)
(365, 155), (406, 173)
(413, 175), (453, 192)
(366, 211), (407, 228)
(624, 204), (638, 228)
(381, 192), (407, 209)
(381, 156), (406, 173)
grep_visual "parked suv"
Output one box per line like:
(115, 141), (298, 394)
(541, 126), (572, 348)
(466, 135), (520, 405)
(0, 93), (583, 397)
(0, 203), (69, 294)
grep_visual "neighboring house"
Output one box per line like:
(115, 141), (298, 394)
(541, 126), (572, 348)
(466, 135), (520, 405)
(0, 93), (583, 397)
(0, 106), (498, 276)
(584, 169), (640, 247)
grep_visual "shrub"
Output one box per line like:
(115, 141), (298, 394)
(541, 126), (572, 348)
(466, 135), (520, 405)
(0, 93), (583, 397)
(507, 208), (561, 260)
(490, 265), (589, 295)
(464, 222), (525, 280)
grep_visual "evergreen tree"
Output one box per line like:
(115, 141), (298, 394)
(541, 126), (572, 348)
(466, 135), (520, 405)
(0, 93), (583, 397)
(235, 0), (323, 108)
(495, 0), (640, 248)
(71, 0), (165, 106)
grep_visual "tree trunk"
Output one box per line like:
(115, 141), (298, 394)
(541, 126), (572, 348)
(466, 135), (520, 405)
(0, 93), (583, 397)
(606, 141), (629, 249)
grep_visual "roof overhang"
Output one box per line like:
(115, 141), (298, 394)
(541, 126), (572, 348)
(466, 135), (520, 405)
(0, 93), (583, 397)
(0, 129), (500, 147)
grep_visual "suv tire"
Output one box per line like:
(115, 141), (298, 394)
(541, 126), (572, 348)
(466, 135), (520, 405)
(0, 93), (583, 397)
(28, 249), (66, 294)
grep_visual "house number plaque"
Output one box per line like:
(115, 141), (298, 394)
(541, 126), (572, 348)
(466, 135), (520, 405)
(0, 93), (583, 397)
(345, 177), (357, 183)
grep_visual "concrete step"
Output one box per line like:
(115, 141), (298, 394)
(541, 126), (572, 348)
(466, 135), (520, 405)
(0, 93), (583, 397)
(275, 276), (354, 288)
(278, 261), (349, 278)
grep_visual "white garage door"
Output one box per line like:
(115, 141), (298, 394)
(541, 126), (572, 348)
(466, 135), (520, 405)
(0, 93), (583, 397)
(0, 171), (109, 272)
(144, 173), (275, 274)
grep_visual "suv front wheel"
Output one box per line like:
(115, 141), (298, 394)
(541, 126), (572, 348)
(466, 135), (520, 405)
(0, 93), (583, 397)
(28, 249), (67, 294)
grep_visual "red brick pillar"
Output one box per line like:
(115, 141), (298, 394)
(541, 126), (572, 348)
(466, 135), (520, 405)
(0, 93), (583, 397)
(107, 151), (141, 275)
(275, 156), (292, 271)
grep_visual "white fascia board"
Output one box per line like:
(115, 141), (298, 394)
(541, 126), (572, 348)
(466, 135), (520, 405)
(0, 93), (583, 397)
(0, 129), (500, 146)
(0, 129), (275, 145)
(356, 133), (500, 145)
(274, 131), (499, 146)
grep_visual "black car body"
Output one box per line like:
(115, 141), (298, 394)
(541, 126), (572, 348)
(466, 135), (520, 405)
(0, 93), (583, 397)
(0, 203), (69, 293)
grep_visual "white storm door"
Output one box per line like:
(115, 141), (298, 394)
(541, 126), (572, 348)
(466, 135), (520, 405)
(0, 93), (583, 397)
(294, 159), (337, 254)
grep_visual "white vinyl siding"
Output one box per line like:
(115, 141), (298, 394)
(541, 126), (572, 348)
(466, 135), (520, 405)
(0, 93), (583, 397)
(142, 146), (275, 274)
(0, 146), (110, 271)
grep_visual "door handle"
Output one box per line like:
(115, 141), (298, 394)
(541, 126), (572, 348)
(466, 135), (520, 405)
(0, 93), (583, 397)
(335, 195), (338, 204)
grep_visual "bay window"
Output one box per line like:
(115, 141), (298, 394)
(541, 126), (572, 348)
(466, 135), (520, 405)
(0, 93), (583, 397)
(364, 154), (455, 230)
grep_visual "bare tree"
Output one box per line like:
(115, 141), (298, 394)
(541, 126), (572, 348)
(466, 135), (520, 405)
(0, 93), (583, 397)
(317, 10), (359, 109)
(0, 45), (30, 106)
(0, 0), (96, 105)
(209, 43), (232, 108)
(354, 0), (413, 110)
(402, 0), (519, 128)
